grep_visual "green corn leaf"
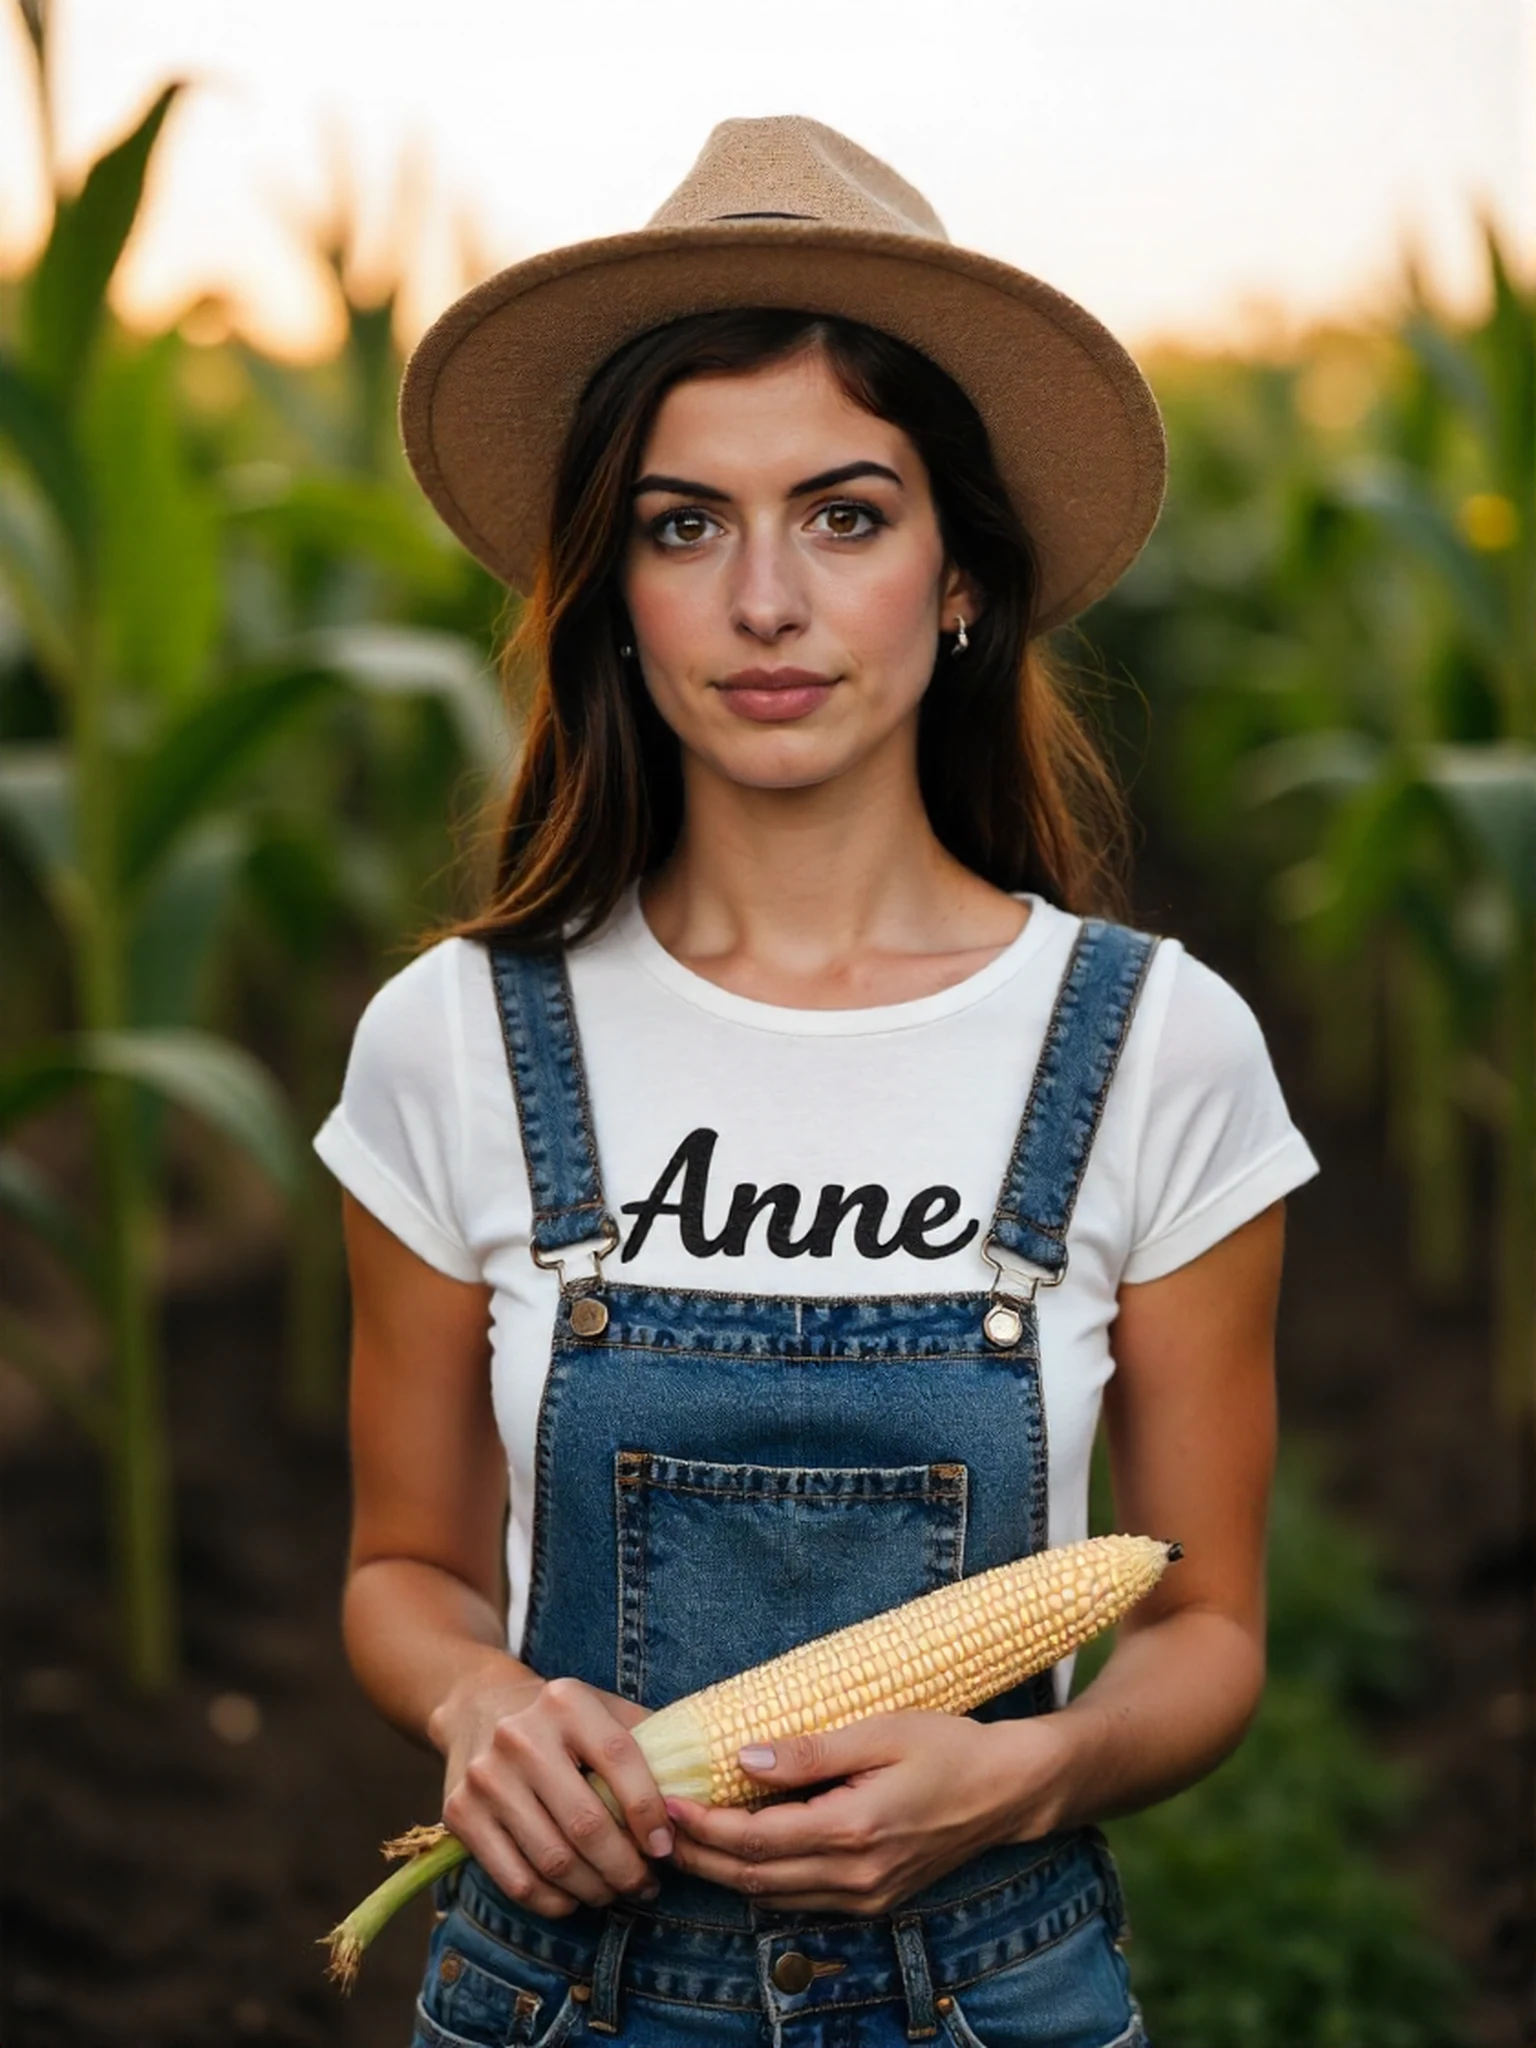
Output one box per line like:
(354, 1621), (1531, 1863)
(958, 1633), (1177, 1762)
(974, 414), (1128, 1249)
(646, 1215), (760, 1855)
(80, 332), (220, 703)
(1305, 770), (1452, 952)
(0, 743), (77, 902)
(118, 628), (500, 896)
(127, 818), (249, 1027)
(302, 623), (502, 769)
(1337, 461), (1505, 660)
(0, 1029), (299, 1195)
(241, 821), (357, 962)
(23, 83), (182, 404)
(1242, 730), (1384, 809)
(0, 355), (92, 560)
(0, 1146), (101, 1294)
(1401, 313), (1489, 433)
(222, 466), (462, 593)
(1419, 743), (1536, 913)
(117, 662), (335, 893)
(1479, 222), (1535, 505)
(0, 469), (80, 685)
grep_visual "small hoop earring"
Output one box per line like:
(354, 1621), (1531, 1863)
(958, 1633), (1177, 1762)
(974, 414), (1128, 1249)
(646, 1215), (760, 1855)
(619, 642), (635, 659)
(951, 616), (969, 656)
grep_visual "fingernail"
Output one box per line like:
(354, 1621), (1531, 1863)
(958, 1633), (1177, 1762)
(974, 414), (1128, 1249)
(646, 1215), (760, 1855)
(738, 1744), (776, 1770)
(648, 1827), (674, 1857)
(664, 1798), (687, 1820)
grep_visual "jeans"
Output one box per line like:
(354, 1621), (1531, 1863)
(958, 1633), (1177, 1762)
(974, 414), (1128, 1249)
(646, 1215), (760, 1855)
(411, 1836), (1146, 2048)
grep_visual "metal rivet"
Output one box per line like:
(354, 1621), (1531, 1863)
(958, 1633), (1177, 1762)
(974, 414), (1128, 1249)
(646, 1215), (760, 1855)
(571, 1983), (592, 2003)
(771, 1950), (816, 1995)
(983, 1301), (1023, 1347)
(936, 1994), (954, 2013)
(569, 1296), (609, 1338)
(438, 1951), (463, 1983)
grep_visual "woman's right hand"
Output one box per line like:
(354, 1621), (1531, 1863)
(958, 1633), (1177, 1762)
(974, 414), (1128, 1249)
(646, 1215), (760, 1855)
(430, 1666), (675, 1917)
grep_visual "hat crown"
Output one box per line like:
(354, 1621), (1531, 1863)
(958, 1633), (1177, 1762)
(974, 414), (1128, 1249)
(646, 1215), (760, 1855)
(647, 115), (949, 243)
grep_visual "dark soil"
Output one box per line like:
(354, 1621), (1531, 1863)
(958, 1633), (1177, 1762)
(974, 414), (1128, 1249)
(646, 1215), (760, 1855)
(0, 1270), (443, 2046)
(1, 931), (1531, 2045)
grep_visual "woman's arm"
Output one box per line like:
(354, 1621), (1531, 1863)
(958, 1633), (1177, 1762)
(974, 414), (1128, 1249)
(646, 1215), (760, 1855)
(1033, 1196), (1280, 1818)
(340, 1194), (673, 1915)
(665, 1201), (1281, 1911)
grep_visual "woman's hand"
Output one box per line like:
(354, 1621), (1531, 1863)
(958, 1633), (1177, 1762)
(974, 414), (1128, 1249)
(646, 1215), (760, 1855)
(664, 1710), (1069, 1915)
(434, 1670), (675, 1918)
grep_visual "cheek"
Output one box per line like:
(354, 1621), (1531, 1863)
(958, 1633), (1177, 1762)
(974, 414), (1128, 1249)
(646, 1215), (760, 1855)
(624, 560), (711, 666)
(829, 544), (945, 688)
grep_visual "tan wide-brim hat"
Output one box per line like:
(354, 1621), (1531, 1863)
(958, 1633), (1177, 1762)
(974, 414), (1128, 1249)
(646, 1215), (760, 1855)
(401, 116), (1166, 633)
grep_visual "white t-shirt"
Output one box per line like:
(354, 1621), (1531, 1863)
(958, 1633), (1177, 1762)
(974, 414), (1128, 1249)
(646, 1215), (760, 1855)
(315, 890), (1318, 1667)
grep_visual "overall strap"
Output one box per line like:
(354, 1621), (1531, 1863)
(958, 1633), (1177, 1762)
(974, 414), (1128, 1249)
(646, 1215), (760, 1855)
(486, 943), (616, 1261)
(987, 919), (1159, 1285)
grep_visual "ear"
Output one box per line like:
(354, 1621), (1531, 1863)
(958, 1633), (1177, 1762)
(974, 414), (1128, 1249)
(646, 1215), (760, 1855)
(939, 562), (981, 633)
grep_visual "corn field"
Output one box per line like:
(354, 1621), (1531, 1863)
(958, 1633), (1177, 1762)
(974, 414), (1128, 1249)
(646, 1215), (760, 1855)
(0, 19), (1529, 2044)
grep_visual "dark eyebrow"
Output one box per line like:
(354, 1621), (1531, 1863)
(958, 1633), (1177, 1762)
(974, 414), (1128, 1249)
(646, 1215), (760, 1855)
(630, 460), (905, 501)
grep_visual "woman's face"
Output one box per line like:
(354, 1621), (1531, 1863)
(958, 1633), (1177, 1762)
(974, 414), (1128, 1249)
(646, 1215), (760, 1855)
(621, 347), (973, 793)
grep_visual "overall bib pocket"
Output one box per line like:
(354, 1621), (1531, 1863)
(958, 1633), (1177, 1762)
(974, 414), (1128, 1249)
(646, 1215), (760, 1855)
(614, 1452), (969, 1703)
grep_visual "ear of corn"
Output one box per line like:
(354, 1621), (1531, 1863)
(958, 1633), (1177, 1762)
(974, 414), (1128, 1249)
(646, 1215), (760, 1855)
(598, 1531), (1176, 1811)
(325, 1532), (1178, 1986)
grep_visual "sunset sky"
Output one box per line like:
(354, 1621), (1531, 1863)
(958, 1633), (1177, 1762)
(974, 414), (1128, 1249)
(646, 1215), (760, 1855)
(0, 0), (1531, 357)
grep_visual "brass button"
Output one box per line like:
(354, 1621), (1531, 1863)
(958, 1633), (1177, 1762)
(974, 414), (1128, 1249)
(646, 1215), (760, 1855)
(771, 1950), (815, 1995)
(983, 1300), (1023, 1347)
(569, 1296), (609, 1338)
(438, 1951), (463, 1983)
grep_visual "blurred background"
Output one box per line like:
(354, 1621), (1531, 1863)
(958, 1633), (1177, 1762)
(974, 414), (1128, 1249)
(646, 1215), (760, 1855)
(1, 1), (1532, 2041)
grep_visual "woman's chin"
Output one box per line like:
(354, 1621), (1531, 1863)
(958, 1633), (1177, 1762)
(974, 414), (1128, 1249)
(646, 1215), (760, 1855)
(692, 731), (887, 797)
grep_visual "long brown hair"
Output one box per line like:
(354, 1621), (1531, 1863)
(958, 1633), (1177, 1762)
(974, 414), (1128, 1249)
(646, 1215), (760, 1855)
(453, 309), (1128, 949)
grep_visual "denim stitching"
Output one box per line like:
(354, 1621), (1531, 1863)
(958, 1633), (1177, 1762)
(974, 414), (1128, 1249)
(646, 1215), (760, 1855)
(519, 1351), (569, 1664)
(488, 944), (614, 1256)
(991, 922), (1159, 1271)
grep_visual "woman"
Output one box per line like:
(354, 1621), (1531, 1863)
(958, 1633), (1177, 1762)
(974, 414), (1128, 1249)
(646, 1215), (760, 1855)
(317, 117), (1318, 2046)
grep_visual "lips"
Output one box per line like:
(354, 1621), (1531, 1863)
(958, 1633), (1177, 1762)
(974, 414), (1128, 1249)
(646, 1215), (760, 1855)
(719, 668), (835, 690)
(714, 667), (839, 724)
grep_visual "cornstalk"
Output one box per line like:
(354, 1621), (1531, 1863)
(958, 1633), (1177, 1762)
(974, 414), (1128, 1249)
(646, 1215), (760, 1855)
(72, 624), (175, 1688)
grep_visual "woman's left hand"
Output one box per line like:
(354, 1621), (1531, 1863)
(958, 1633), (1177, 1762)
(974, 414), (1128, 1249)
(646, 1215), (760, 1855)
(663, 1710), (1069, 1915)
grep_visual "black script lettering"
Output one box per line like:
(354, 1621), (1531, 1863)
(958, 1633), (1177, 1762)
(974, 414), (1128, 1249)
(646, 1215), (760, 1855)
(719, 1184), (813, 1258)
(620, 1128), (728, 1259)
(899, 1186), (979, 1260)
(806, 1185), (904, 1259)
(621, 1132), (982, 1263)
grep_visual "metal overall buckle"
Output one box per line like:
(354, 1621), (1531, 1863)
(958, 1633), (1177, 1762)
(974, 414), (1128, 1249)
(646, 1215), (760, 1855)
(980, 1237), (1063, 1348)
(531, 1219), (620, 1338)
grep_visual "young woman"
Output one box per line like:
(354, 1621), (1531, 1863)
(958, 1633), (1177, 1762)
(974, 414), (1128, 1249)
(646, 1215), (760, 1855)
(317, 118), (1318, 2047)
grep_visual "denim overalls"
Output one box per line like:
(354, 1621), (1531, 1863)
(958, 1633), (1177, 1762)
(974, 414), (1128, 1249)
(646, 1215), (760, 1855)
(413, 918), (1158, 2048)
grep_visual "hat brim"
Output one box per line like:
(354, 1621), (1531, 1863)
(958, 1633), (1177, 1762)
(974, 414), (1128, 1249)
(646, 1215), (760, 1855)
(400, 222), (1166, 633)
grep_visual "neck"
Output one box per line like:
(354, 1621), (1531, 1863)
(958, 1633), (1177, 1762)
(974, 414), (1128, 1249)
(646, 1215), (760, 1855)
(641, 730), (1020, 991)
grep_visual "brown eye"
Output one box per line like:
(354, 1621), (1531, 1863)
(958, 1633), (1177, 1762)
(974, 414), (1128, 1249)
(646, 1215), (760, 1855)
(653, 507), (717, 548)
(813, 501), (883, 539)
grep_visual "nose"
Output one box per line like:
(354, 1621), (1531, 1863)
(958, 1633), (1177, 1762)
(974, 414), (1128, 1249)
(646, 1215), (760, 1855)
(729, 522), (809, 644)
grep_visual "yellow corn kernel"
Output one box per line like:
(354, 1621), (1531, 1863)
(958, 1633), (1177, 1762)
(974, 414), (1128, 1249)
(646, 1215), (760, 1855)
(620, 1533), (1177, 1809)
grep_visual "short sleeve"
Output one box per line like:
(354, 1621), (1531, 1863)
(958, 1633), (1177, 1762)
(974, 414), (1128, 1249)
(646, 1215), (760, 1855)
(312, 941), (482, 1282)
(1121, 949), (1319, 1284)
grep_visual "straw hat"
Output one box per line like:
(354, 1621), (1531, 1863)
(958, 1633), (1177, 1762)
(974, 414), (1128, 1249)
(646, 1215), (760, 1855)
(401, 115), (1166, 632)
